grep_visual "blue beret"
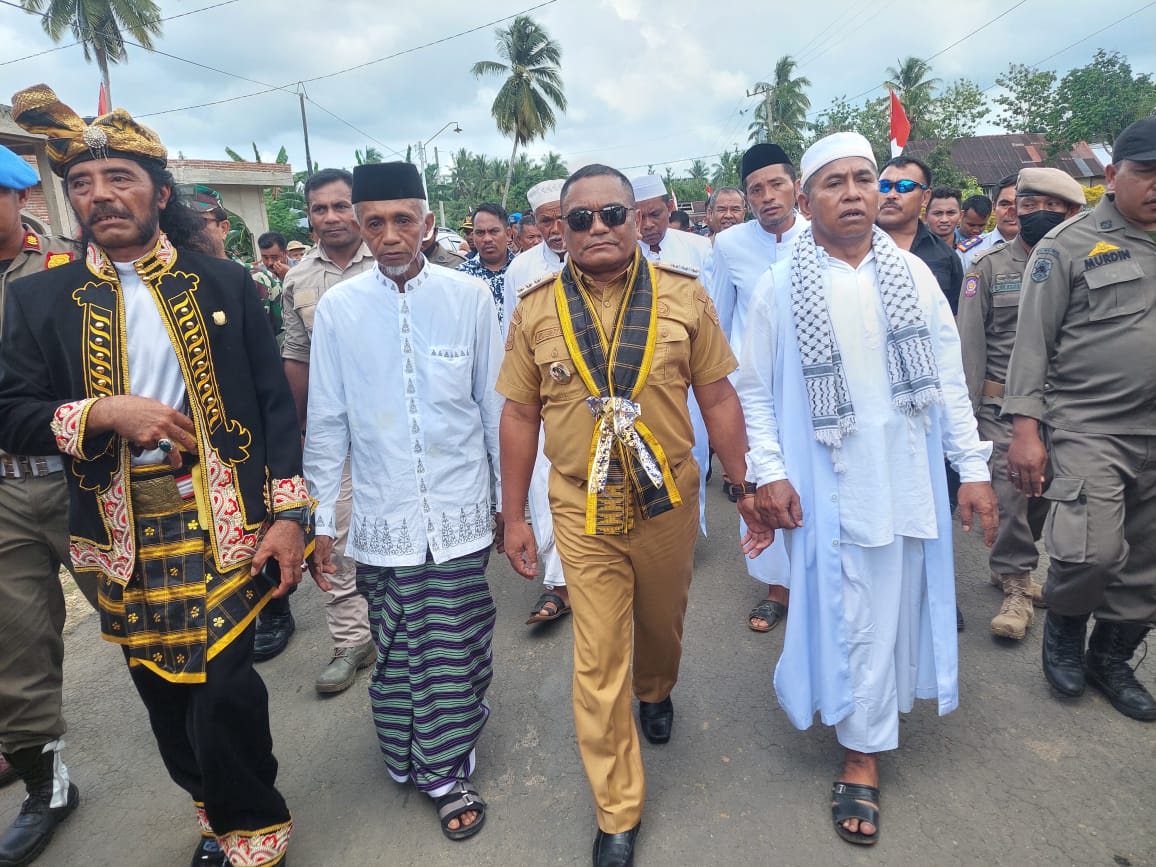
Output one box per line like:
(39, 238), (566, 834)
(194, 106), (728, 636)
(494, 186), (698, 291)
(0, 144), (39, 191)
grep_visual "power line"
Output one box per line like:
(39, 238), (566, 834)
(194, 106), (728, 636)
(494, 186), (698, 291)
(0, 0), (240, 66)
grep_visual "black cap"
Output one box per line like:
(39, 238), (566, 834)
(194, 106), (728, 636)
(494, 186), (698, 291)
(741, 142), (792, 184)
(351, 161), (426, 204)
(1112, 116), (1156, 164)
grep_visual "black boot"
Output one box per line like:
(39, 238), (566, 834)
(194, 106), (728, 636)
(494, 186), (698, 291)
(254, 595), (295, 662)
(0, 746), (79, 867)
(1084, 621), (1156, 721)
(1042, 611), (1089, 697)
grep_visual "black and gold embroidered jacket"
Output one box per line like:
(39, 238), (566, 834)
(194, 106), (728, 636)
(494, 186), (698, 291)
(0, 235), (309, 584)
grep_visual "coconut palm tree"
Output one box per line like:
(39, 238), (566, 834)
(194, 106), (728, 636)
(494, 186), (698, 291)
(884, 57), (941, 140)
(472, 15), (567, 208)
(20, 0), (162, 105)
(688, 159), (709, 180)
(747, 55), (812, 157)
(711, 148), (743, 188)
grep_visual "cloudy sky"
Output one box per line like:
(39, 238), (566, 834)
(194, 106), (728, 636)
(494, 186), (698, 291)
(1, 0), (1153, 177)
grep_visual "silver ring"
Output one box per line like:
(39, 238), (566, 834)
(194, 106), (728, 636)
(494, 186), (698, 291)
(157, 438), (174, 454)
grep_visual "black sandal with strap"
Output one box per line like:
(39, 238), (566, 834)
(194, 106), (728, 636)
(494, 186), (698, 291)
(830, 781), (880, 845)
(748, 599), (786, 633)
(434, 781), (487, 841)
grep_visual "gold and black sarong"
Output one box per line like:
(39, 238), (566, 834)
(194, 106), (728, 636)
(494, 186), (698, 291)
(97, 463), (275, 684)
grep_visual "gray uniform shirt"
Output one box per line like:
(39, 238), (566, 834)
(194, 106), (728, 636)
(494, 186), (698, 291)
(1004, 196), (1156, 435)
(957, 239), (1029, 412)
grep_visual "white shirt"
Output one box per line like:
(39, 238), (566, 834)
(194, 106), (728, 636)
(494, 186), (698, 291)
(502, 241), (566, 336)
(639, 227), (712, 271)
(736, 247), (991, 548)
(303, 260), (504, 567)
(704, 214), (808, 358)
(117, 261), (186, 466)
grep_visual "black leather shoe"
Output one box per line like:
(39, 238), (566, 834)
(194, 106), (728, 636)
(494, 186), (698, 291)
(592, 823), (640, 867)
(1042, 611), (1089, 697)
(638, 697), (673, 745)
(253, 612), (295, 662)
(191, 836), (231, 867)
(0, 781), (78, 867)
(1085, 621), (1156, 721)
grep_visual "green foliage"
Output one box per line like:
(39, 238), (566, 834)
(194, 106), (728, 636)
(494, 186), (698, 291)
(471, 15), (567, 207)
(225, 147), (245, 162)
(711, 149), (743, 188)
(993, 64), (1057, 133)
(263, 187), (309, 243)
(884, 56), (940, 140)
(748, 55), (811, 161)
(810, 95), (891, 168)
(432, 148), (570, 228)
(355, 146), (384, 165)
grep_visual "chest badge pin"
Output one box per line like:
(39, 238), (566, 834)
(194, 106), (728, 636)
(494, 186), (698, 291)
(549, 361), (572, 384)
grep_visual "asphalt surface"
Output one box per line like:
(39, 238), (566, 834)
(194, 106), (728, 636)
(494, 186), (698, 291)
(7, 468), (1155, 867)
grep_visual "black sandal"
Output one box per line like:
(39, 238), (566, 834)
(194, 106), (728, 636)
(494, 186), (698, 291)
(830, 781), (880, 845)
(435, 781), (487, 841)
(526, 591), (571, 625)
(748, 599), (786, 632)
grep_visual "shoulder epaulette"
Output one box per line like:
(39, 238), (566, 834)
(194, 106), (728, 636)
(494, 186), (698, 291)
(956, 235), (984, 253)
(516, 271), (559, 299)
(970, 245), (1001, 265)
(653, 260), (700, 278)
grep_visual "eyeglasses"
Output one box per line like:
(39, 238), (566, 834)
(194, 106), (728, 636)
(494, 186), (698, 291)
(878, 179), (928, 194)
(563, 205), (633, 232)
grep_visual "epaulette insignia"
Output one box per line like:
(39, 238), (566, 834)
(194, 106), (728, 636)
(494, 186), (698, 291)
(23, 232), (40, 251)
(956, 235), (983, 252)
(517, 271), (558, 299)
(45, 251), (75, 269)
(654, 260), (700, 278)
(1087, 241), (1120, 257)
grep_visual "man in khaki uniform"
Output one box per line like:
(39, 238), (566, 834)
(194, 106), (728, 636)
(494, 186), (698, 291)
(279, 167), (376, 691)
(1005, 116), (1156, 721)
(958, 168), (1085, 639)
(497, 164), (772, 867)
(0, 144), (97, 862)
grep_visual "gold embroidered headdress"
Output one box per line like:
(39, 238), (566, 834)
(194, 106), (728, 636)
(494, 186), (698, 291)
(10, 83), (167, 177)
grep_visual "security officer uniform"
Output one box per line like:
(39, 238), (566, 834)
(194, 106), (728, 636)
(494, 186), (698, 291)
(1004, 122), (1156, 719)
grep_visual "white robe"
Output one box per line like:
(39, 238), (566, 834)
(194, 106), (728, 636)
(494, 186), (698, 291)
(735, 246), (991, 739)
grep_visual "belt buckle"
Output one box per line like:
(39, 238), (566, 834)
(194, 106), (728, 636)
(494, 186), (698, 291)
(0, 455), (20, 478)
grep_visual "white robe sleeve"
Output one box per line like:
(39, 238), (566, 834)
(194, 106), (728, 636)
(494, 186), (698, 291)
(734, 273), (789, 486)
(703, 245), (737, 344)
(474, 290), (505, 508)
(302, 297), (351, 538)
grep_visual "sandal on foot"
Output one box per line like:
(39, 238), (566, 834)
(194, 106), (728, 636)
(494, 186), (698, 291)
(435, 781), (487, 841)
(526, 591), (571, 625)
(830, 781), (880, 846)
(748, 599), (786, 633)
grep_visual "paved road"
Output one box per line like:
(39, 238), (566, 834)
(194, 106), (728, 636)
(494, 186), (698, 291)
(7, 474), (1155, 867)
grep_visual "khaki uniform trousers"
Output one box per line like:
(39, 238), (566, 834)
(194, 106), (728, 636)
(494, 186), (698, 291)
(550, 459), (700, 833)
(1043, 428), (1156, 623)
(0, 473), (98, 753)
(324, 456), (370, 647)
(978, 405), (1050, 576)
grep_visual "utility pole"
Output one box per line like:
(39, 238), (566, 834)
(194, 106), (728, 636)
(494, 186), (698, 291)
(298, 89), (314, 178)
(747, 84), (772, 142)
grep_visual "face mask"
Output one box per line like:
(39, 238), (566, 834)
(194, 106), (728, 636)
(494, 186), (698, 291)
(1018, 210), (1066, 247)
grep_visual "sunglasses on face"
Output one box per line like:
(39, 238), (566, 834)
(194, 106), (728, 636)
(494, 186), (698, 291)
(878, 179), (928, 194)
(563, 204), (634, 232)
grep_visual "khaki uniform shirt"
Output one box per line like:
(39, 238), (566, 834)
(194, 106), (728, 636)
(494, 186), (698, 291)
(0, 226), (79, 462)
(956, 239), (1029, 412)
(496, 263), (737, 484)
(1004, 196), (1156, 435)
(425, 242), (466, 269)
(280, 242), (375, 363)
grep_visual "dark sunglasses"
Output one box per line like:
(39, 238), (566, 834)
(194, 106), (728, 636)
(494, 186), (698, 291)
(563, 205), (634, 232)
(878, 179), (928, 194)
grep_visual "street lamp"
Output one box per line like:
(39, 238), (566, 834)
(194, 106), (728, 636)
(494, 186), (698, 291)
(416, 122), (462, 179)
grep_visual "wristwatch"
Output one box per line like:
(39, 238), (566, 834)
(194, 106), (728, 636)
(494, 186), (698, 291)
(274, 506), (311, 528)
(739, 481), (758, 496)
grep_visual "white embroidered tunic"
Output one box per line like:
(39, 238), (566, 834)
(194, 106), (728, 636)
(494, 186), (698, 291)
(304, 260), (504, 567)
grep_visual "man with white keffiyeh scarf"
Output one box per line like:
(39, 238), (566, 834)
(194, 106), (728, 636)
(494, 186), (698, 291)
(733, 132), (999, 848)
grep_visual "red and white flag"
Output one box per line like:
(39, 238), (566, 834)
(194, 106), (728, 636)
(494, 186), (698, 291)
(889, 90), (910, 158)
(97, 82), (109, 115)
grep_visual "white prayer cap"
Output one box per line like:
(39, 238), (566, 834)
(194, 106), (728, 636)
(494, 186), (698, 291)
(526, 178), (566, 212)
(800, 132), (876, 190)
(630, 174), (668, 202)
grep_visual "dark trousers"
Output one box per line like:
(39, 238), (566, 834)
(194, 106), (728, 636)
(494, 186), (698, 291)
(126, 621), (290, 841)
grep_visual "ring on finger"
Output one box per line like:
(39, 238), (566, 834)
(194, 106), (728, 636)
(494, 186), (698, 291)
(157, 437), (174, 454)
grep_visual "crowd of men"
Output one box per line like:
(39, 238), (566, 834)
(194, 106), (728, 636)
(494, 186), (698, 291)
(0, 78), (1152, 867)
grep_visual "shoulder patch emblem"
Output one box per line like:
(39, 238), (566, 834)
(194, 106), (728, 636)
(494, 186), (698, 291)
(1087, 241), (1120, 257)
(23, 232), (41, 251)
(1031, 257), (1053, 283)
(963, 275), (979, 297)
(45, 251), (74, 268)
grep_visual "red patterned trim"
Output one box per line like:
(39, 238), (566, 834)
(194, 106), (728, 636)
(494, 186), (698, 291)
(195, 803), (213, 836)
(50, 398), (99, 459)
(270, 475), (310, 512)
(218, 820), (292, 866)
(69, 465), (134, 584)
(204, 448), (260, 570)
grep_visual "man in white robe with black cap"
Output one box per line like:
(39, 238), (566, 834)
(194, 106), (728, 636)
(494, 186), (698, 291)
(502, 178), (570, 625)
(735, 132), (998, 846)
(305, 161), (503, 842)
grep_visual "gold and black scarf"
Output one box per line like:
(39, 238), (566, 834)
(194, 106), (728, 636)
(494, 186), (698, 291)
(554, 251), (680, 535)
